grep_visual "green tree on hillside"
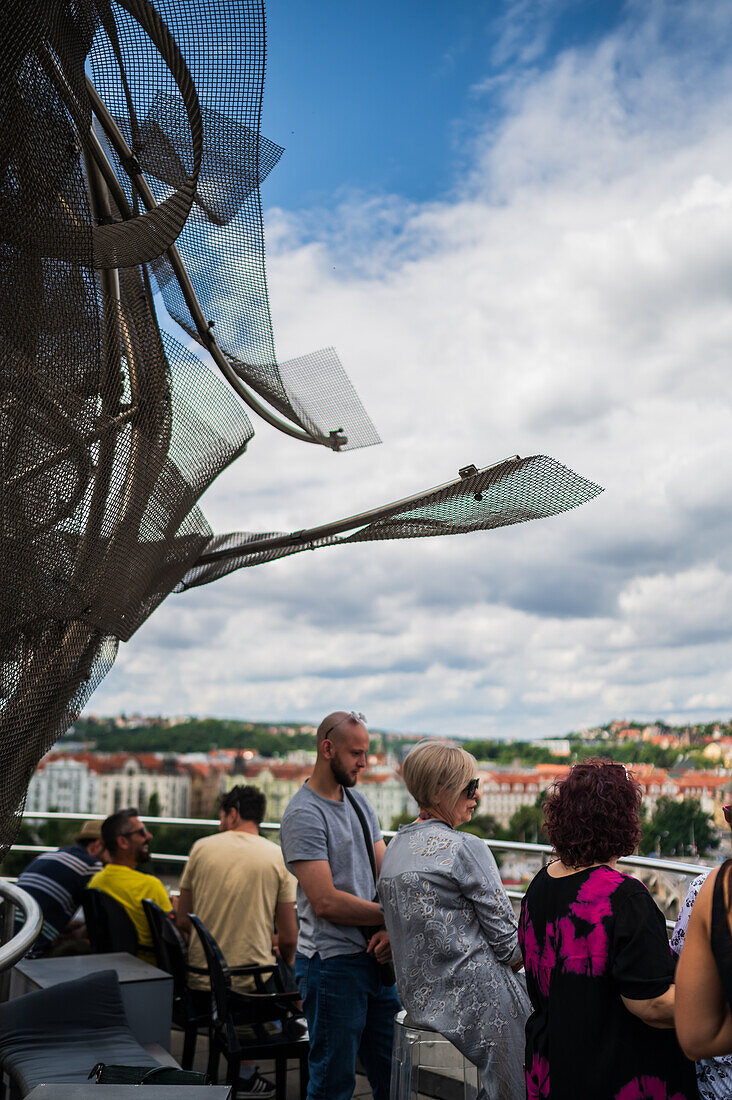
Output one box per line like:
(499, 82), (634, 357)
(462, 740), (564, 766)
(640, 797), (719, 857)
(458, 812), (505, 841)
(72, 716), (318, 756)
(506, 802), (547, 845)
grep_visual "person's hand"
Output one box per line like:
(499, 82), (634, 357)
(367, 928), (392, 963)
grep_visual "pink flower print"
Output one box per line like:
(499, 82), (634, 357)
(572, 866), (620, 919)
(518, 906), (536, 966)
(525, 1054), (550, 1099)
(570, 866), (624, 925)
(615, 1076), (686, 1100)
(519, 911), (556, 995)
(556, 866), (626, 976)
(557, 913), (609, 976)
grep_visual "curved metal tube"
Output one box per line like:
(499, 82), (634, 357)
(85, 80), (334, 450)
(195, 456), (523, 567)
(0, 881), (43, 972)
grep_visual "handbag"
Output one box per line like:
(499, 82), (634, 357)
(344, 787), (397, 987)
(89, 1063), (211, 1085)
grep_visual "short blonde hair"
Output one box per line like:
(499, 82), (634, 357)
(402, 741), (477, 812)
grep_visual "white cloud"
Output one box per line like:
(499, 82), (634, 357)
(93, 0), (732, 737)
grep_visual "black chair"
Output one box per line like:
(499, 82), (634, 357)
(143, 898), (211, 1069)
(82, 888), (138, 955)
(189, 914), (308, 1100)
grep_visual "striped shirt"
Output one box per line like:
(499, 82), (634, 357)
(17, 844), (101, 951)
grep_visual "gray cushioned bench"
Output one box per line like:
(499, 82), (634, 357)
(0, 969), (165, 1097)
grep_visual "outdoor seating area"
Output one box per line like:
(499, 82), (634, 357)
(0, 969), (168, 1097)
(6, 0), (731, 1096)
(0, 906), (307, 1100)
(0, 869), (490, 1100)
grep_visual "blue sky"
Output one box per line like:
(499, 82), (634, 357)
(262, 1), (628, 211)
(91, 0), (732, 739)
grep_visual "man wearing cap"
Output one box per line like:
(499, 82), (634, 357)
(16, 820), (104, 956)
(280, 711), (398, 1100)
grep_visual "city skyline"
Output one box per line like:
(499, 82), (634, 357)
(91, 0), (732, 739)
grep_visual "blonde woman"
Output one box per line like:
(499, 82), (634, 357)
(377, 742), (529, 1100)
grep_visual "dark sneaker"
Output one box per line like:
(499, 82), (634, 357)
(236, 1069), (276, 1097)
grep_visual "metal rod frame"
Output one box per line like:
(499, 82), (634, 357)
(0, 882), (43, 979)
(85, 79), (339, 450)
(195, 455), (522, 566)
(20, 810), (711, 878)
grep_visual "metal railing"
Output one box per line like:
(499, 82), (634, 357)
(16, 811), (716, 934)
(18, 809), (716, 877)
(0, 882), (43, 995)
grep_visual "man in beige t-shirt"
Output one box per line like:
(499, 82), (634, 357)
(177, 785), (297, 995)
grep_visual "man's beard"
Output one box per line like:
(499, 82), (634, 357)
(330, 755), (357, 788)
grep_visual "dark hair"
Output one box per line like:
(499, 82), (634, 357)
(543, 762), (642, 867)
(219, 785), (266, 825)
(101, 807), (140, 854)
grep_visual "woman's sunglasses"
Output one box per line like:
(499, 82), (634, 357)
(464, 778), (480, 799)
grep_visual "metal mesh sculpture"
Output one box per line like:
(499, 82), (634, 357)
(0, 0), (602, 860)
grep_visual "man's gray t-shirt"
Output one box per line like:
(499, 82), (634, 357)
(279, 781), (382, 959)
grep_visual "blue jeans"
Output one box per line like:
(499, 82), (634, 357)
(295, 951), (400, 1100)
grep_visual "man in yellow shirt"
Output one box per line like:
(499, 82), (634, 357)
(88, 807), (171, 962)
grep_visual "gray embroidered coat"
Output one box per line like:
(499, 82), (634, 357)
(377, 820), (530, 1100)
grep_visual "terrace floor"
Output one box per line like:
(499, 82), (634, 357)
(169, 1027), (374, 1099)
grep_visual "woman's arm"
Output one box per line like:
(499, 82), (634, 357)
(621, 987), (675, 1029)
(456, 838), (520, 965)
(676, 869), (732, 1059)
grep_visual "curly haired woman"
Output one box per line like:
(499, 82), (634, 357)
(519, 761), (698, 1099)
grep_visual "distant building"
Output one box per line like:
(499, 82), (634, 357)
(95, 755), (190, 817)
(672, 771), (729, 818)
(359, 772), (417, 828)
(609, 720), (630, 735)
(180, 760), (227, 819)
(223, 760), (416, 828)
(27, 751), (191, 818)
(477, 770), (544, 828)
(284, 750), (317, 765)
(471, 763), (706, 828)
(25, 756), (98, 816)
(531, 739), (571, 757)
(225, 763), (311, 822)
(702, 738), (732, 767)
(627, 766), (677, 813)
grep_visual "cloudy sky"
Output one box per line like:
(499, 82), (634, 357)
(92, 0), (732, 739)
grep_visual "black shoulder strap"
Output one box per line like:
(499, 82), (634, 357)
(344, 787), (378, 887)
(712, 859), (732, 1009)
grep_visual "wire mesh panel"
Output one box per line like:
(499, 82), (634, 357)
(177, 456), (603, 589)
(0, 0), (256, 859)
(0, 0), (602, 865)
(88, 0), (380, 446)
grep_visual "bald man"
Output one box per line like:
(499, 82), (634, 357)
(280, 711), (399, 1100)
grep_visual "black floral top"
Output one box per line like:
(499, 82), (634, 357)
(519, 864), (698, 1099)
